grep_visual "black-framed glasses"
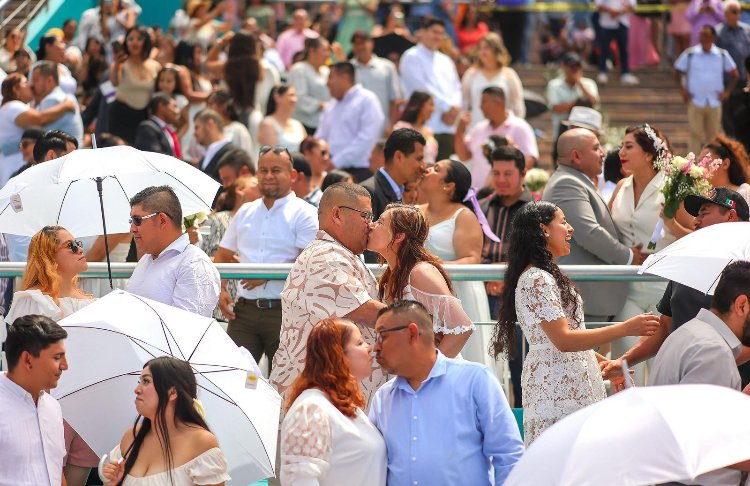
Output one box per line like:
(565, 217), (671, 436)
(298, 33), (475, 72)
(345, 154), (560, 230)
(339, 205), (373, 224)
(129, 212), (160, 226)
(375, 324), (410, 344)
(259, 145), (292, 162)
(65, 240), (84, 254)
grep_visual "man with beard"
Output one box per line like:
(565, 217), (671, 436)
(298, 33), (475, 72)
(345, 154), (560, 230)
(369, 300), (523, 486)
(214, 146), (317, 371)
(648, 261), (750, 486)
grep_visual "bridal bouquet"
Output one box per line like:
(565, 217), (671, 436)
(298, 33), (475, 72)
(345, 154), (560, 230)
(648, 152), (722, 249)
(183, 212), (208, 231)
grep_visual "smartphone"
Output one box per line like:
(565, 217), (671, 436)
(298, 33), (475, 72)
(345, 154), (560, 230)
(110, 40), (123, 54)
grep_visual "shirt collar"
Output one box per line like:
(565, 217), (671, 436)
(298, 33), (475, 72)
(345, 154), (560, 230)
(341, 84), (362, 103)
(488, 186), (533, 206)
(0, 372), (38, 404)
(263, 191), (296, 210)
(206, 138), (229, 152)
(556, 163), (598, 190)
(316, 230), (360, 256)
(394, 350), (448, 393)
(416, 43), (436, 57)
(150, 115), (167, 129)
(379, 167), (404, 199)
(156, 233), (191, 259)
(696, 308), (743, 358)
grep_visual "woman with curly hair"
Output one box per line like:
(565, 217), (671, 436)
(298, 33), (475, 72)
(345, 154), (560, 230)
(367, 203), (474, 358)
(701, 134), (750, 203)
(491, 202), (659, 445)
(5, 225), (97, 486)
(102, 356), (229, 485)
(281, 318), (386, 485)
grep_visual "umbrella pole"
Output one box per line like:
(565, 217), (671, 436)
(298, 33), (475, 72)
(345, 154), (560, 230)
(95, 177), (114, 289)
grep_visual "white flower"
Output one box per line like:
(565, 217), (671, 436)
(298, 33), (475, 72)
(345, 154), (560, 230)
(688, 165), (704, 178)
(671, 156), (688, 170)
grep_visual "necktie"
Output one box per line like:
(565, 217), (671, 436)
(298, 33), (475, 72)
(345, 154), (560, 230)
(164, 125), (182, 159)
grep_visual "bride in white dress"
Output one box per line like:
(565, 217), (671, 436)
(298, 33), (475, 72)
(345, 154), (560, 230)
(491, 202), (660, 445)
(367, 203), (473, 357)
(418, 159), (500, 371)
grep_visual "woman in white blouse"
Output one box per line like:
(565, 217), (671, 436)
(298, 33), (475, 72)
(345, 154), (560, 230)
(288, 37), (331, 133)
(367, 203), (474, 358)
(258, 84), (307, 152)
(281, 317), (386, 486)
(5, 225), (97, 486)
(461, 32), (525, 128)
(102, 356), (230, 485)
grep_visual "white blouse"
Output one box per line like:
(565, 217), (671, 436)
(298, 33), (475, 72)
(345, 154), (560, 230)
(281, 388), (386, 486)
(108, 444), (230, 485)
(5, 289), (93, 325)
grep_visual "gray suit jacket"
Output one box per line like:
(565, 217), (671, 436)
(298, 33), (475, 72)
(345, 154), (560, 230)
(542, 164), (630, 317)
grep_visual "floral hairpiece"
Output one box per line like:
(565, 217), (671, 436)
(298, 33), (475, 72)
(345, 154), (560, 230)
(643, 124), (671, 167)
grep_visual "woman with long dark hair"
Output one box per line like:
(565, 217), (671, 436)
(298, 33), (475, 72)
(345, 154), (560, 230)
(367, 203), (474, 357)
(257, 84), (307, 151)
(491, 201), (660, 445)
(288, 36), (331, 134)
(281, 318), (386, 485)
(108, 25), (161, 144)
(173, 39), (213, 162)
(102, 356), (230, 485)
(701, 134), (750, 203)
(393, 90), (438, 165)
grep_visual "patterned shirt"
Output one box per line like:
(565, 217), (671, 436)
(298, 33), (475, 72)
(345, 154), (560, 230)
(480, 187), (534, 263)
(271, 230), (387, 405)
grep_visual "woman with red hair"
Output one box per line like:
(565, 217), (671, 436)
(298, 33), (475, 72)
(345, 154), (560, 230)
(280, 318), (386, 486)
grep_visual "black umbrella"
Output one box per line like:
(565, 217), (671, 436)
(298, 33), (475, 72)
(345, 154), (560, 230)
(373, 33), (415, 60)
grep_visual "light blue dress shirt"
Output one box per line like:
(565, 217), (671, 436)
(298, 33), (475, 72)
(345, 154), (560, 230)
(674, 44), (737, 108)
(315, 84), (384, 170)
(39, 86), (84, 146)
(369, 352), (524, 486)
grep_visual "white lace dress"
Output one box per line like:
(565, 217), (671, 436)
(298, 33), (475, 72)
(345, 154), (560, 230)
(516, 267), (606, 445)
(281, 388), (386, 486)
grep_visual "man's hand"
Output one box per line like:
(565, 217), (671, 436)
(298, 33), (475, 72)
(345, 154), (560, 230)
(720, 90), (731, 102)
(455, 111), (471, 134)
(486, 280), (504, 296)
(218, 289), (235, 320)
(441, 106), (460, 126)
(240, 279), (268, 290)
(680, 87), (691, 103)
(600, 358), (635, 392)
(630, 243), (646, 265)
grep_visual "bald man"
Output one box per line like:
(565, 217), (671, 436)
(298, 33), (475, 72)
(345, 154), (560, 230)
(270, 182), (387, 404)
(542, 128), (644, 322)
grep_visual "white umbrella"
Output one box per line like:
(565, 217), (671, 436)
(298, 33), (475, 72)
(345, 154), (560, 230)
(638, 222), (750, 294)
(505, 385), (750, 486)
(0, 146), (220, 286)
(55, 290), (281, 485)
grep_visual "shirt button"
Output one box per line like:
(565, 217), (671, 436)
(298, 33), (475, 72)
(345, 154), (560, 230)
(412, 436), (417, 441)
(411, 457), (416, 462)
(413, 482), (418, 485)
(413, 416), (418, 420)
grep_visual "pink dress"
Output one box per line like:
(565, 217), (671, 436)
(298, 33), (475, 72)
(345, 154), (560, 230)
(628, 14), (660, 70)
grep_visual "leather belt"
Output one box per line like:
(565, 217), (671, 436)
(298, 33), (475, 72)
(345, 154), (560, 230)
(239, 298), (281, 310)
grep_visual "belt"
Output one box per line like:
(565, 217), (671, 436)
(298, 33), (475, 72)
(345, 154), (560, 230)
(239, 297), (281, 310)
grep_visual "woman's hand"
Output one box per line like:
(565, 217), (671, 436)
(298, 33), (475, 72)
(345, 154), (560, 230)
(621, 313), (660, 337)
(102, 460), (124, 483)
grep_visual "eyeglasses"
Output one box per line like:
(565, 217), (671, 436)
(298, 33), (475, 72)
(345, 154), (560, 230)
(259, 145), (292, 162)
(64, 240), (84, 254)
(129, 212), (160, 226)
(338, 205), (373, 223)
(374, 324), (410, 344)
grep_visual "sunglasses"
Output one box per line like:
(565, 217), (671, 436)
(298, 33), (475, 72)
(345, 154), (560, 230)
(129, 212), (160, 226)
(339, 205), (373, 224)
(64, 240), (84, 254)
(259, 145), (292, 161)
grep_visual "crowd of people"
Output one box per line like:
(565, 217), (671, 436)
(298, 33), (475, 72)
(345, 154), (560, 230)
(2, 0), (750, 485)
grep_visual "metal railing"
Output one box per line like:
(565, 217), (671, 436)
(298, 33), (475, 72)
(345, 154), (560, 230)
(0, 262), (664, 282)
(0, 0), (47, 33)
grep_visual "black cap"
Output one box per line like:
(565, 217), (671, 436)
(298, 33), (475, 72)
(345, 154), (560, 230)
(561, 52), (582, 67)
(684, 187), (750, 221)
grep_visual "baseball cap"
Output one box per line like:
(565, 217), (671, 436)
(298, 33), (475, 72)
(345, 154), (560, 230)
(684, 187), (750, 221)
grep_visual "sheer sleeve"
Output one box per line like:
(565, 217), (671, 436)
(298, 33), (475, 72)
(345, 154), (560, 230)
(516, 269), (566, 325)
(187, 447), (231, 485)
(281, 399), (333, 486)
(5, 290), (63, 325)
(408, 286), (475, 335)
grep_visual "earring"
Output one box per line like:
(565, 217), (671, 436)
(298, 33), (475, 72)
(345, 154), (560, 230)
(544, 232), (549, 237)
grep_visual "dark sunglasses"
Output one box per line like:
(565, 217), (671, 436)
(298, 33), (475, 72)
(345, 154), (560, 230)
(65, 240), (84, 254)
(129, 212), (160, 226)
(259, 145), (292, 161)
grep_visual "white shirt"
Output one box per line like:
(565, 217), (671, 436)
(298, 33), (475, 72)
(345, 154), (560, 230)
(201, 139), (231, 171)
(674, 44), (737, 108)
(0, 373), (66, 486)
(315, 84), (384, 170)
(127, 233), (221, 317)
(595, 0), (636, 28)
(399, 44), (462, 134)
(219, 192), (317, 299)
